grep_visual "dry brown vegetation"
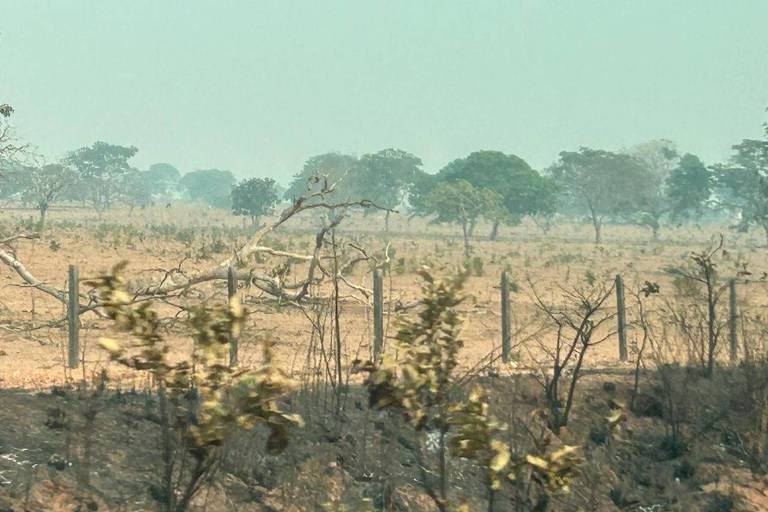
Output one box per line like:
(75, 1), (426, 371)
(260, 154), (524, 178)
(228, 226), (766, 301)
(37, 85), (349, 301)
(1, 202), (768, 511)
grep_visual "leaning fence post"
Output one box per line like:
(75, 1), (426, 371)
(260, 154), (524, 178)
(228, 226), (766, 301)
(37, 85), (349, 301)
(67, 265), (80, 369)
(729, 278), (738, 362)
(615, 274), (627, 362)
(373, 269), (384, 362)
(228, 266), (238, 367)
(501, 271), (511, 363)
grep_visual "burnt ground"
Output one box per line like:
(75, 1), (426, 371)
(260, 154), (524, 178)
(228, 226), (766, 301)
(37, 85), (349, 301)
(0, 369), (766, 512)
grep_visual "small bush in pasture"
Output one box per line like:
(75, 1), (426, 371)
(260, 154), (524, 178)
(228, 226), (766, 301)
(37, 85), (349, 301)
(469, 255), (484, 276)
(91, 263), (302, 511)
(358, 267), (581, 511)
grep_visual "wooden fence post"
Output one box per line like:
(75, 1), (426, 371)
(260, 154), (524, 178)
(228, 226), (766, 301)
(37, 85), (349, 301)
(67, 265), (79, 369)
(373, 269), (384, 363)
(228, 266), (238, 367)
(501, 271), (511, 363)
(615, 274), (627, 362)
(729, 278), (738, 362)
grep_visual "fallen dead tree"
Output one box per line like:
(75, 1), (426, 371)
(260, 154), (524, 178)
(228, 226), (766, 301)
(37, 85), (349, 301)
(0, 177), (391, 315)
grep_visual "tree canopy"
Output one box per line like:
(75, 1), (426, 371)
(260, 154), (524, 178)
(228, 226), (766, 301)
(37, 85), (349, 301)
(145, 163), (181, 198)
(64, 141), (139, 216)
(351, 148), (424, 231)
(667, 153), (712, 222)
(17, 163), (74, 227)
(179, 169), (236, 208)
(714, 136), (768, 243)
(421, 179), (503, 256)
(627, 139), (680, 239)
(550, 147), (655, 244)
(284, 152), (359, 201)
(231, 177), (279, 224)
(432, 150), (556, 239)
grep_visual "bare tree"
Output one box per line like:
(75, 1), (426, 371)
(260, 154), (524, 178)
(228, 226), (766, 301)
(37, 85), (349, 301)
(664, 236), (729, 377)
(529, 278), (616, 430)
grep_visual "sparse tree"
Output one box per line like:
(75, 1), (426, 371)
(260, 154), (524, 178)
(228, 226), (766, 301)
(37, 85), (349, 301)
(628, 139), (680, 240)
(121, 169), (155, 213)
(17, 162), (74, 228)
(231, 177), (279, 225)
(549, 147), (654, 244)
(64, 141), (139, 218)
(422, 180), (503, 257)
(351, 148), (423, 232)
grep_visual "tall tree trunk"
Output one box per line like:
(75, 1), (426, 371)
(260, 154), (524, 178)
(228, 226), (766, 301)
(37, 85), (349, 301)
(650, 214), (661, 241)
(385, 210), (390, 234)
(37, 204), (47, 230)
(489, 220), (500, 241)
(763, 222), (768, 248)
(468, 218), (477, 237)
(592, 217), (602, 245)
(461, 218), (471, 258)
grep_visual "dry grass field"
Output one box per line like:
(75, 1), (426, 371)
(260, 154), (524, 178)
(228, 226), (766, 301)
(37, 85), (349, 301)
(1, 203), (767, 511)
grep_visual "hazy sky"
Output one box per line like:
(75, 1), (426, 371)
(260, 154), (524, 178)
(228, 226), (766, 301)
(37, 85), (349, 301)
(1, 1), (767, 183)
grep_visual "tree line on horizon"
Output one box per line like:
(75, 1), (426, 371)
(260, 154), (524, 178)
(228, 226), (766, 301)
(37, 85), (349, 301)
(1, 102), (767, 246)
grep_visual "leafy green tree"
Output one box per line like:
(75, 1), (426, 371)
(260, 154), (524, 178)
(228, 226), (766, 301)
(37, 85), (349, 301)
(284, 152), (358, 201)
(118, 164), (182, 212)
(406, 170), (437, 218)
(667, 153), (712, 222)
(628, 139), (680, 240)
(64, 141), (139, 217)
(179, 169), (236, 208)
(422, 179), (503, 257)
(549, 147), (654, 244)
(436, 151), (556, 239)
(0, 164), (26, 203)
(351, 148), (423, 232)
(121, 169), (155, 213)
(715, 137), (768, 244)
(145, 163), (181, 198)
(231, 177), (279, 225)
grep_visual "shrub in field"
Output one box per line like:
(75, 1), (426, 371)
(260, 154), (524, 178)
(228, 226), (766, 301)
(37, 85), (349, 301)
(359, 267), (581, 511)
(530, 277), (616, 431)
(357, 267), (469, 509)
(664, 237), (730, 377)
(469, 255), (484, 276)
(92, 263), (302, 512)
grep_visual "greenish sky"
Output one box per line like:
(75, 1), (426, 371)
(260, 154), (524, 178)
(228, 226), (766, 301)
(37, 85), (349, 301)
(1, 1), (766, 183)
